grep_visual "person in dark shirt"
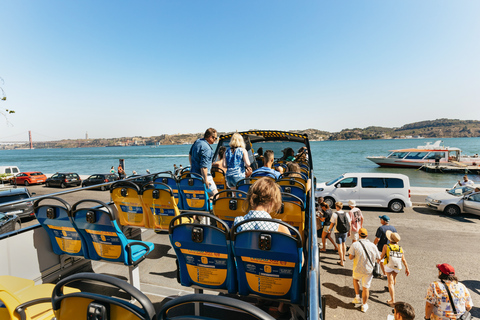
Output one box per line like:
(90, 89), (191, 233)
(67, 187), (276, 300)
(374, 215), (397, 279)
(189, 128), (218, 196)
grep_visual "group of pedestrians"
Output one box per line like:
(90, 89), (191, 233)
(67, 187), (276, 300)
(317, 199), (474, 318)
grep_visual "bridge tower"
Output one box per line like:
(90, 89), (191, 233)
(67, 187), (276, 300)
(29, 131), (33, 149)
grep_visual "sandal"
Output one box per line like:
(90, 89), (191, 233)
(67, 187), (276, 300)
(387, 300), (395, 306)
(336, 261), (344, 267)
(319, 249), (327, 252)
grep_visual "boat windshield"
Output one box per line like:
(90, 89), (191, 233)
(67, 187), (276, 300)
(326, 175), (344, 186)
(404, 152), (429, 160)
(387, 152), (408, 159)
(447, 186), (475, 196)
(424, 152), (446, 160)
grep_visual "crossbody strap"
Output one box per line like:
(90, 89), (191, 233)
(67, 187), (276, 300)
(441, 280), (458, 315)
(358, 241), (374, 268)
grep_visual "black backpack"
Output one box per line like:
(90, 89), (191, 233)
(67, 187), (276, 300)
(336, 212), (349, 233)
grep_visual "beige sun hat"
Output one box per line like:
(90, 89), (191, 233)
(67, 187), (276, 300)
(386, 230), (401, 243)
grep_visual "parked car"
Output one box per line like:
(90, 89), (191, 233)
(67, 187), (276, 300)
(315, 172), (412, 212)
(45, 173), (81, 188)
(0, 212), (21, 235)
(0, 187), (35, 219)
(0, 166), (20, 183)
(82, 173), (119, 191)
(425, 184), (480, 216)
(13, 171), (47, 186)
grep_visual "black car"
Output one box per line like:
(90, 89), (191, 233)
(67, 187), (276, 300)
(45, 173), (81, 188)
(126, 174), (155, 188)
(82, 173), (119, 191)
(0, 187), (35, 219)
(0, 212), (21, 235)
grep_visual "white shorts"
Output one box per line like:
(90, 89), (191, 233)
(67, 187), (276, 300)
(353, 272), (374, 289)
(349, 232), (359, 241)
(206, 175), (217, 195)
(384, 266), (400, 274)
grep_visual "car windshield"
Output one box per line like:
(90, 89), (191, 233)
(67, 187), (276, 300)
(326, 175), (344, 186)
(447, 186), (474, 196)
(0, 194), (29, 203)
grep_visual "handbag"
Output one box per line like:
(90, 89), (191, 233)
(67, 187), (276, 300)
(358, 241), (381, 278)
(441, 280), (472, 320)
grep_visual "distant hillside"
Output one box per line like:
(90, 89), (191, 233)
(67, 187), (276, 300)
(6, 118), (478, 149)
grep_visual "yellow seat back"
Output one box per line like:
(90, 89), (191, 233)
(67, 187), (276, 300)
(110, 181), (152, 228)
(142, 184), (181, 231)
(212, 190), (248, 228)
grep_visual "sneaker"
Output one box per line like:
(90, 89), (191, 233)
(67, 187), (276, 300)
(351, 297), (361, 304)
(361, 304), (369, 313)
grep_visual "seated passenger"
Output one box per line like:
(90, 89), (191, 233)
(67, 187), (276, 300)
(295, 146), (308, 162)
(256, 147), (264, 167)
(234, 177), (290, 316)
(212, 146), (228, 173)
(285, 162), (311, 193)
(283, 148), (296, 161)
(234, 177), (289, 235)
(252, 150), (281, 179)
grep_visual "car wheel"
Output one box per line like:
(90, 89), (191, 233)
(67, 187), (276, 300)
(388, 199), (404, 213)
(444, 204), (461, 216)
(100, 185), (106, 191)
(24, 181), (30, 186)
(45, 182), (50, 187)
(14, 221), (21, 230)
(324, 197), (335, 209)
(61, 183), (66, 189)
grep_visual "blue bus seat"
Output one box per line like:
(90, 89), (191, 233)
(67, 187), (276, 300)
(110, 181), (152, 228)
(51, 273), (156, 320)
(211, 167), (227, 191)
(278, 173), (308, 186)
(235, 177), (259, 195)
(177, 172), (211, 211)
(231, 218), (303, 304)
(153, 172), (182, 209)
(141, 182), (181, 231)
(169, 213), (236, 293)
(71, 200), (154, 266)
(272, 162), (287, 172)
(250, 171), (277, 180)
(34, 197), (88, 257)
(212, 190), (248, 228)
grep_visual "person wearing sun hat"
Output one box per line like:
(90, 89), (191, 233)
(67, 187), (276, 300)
(378, 230), (410, 307)
(348, 227), (380, 313)
(425, 263), (473, 320)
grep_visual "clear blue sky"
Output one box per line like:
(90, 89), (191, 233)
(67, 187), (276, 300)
(1, 0), (479, 141)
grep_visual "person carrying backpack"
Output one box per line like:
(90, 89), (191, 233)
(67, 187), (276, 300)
(378, 231), (410, 306)
(328, 202), (351, 266)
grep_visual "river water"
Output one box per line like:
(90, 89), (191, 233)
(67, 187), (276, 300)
(2, 137), (479, 187)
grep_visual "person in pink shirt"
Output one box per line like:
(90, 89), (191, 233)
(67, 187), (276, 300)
(348, 200), (364, 244)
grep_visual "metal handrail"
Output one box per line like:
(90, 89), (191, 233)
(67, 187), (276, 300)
(0, 173), (160, 209)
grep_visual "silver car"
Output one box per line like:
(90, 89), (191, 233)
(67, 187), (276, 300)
(425, 184), (480, 216)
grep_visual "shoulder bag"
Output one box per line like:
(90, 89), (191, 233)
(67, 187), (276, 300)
(358, 241), (381, 278)
(441, 280), (471, 320)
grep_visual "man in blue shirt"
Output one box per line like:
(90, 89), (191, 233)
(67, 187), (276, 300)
(189, 128), (218, 196)
(374, 215), (397, 279)
(252, 150), (281, 179)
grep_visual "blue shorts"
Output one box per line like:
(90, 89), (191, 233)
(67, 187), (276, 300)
(335, 232), (348, 244)
(226, 173), (245, 189)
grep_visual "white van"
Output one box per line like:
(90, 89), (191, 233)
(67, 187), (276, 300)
(315, 173), (412, 212)
(0, 166), (20, 182)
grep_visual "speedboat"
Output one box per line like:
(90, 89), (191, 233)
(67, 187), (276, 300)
(366, 140), (476, 168)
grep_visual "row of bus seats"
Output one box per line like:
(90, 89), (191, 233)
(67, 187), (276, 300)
(169, 213), (304, 305)
(34, 197), (154, 288)
(3, 272), (276, 320)
(111, 173), (211, 230)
